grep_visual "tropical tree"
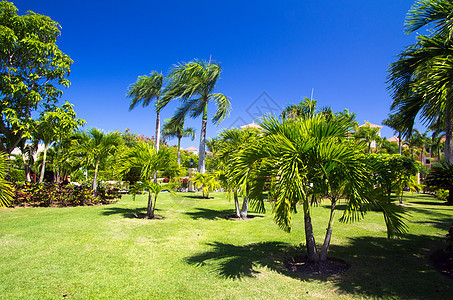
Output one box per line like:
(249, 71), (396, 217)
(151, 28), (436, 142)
(0, 152), (13, 207)
(35, 102), (85, 182)
(163, 59), (231, 173)
(0, 1), (73, 155)
(383, 113), (406, 154)
(233, 115), (407, 262)
(354, 123), (382, 153)
(161, 117), (195, 165)
(281, 97), (317, 120)
(388, 0), (453, 163)
(424, 162), (453, 204)
(192, 171), (221, 198)
(216, 127), (261, 219)
(119, 142), (179, 218)
(74, 129), (122, 190)
(127, 71), (170, 181)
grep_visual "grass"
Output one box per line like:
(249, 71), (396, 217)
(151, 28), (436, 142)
(0, 192), (452, 299)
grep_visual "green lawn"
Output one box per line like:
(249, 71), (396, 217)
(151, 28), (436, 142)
(0, 192), (452, 299)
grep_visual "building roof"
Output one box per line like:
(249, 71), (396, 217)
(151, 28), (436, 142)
(387, 136), (400, 143)
(240, 121), (263, 130)
(185, 146), (198, 152)
(360, 122), (383, 129)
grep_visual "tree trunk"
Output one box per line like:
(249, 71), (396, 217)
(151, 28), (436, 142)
(145, 191), (155, 219)
(39, 145), (48, 183)
(92, 158), (99, 190)
(320, 200), (336, 261)
(445, 109), (453, 164)
(240, 197), (249, 219)
(448, 188), (453, 205)
(198, 101), (208, 173)
(398, 131), (402, 155)
(234, 190), (240, 218)
(177, 137), (181, 165)
(305, 212), (319, 262)
(154, 108), (161, 183)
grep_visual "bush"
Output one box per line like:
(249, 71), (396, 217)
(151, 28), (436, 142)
(11, 182), (121, 207)
(435, 189), (450, 202)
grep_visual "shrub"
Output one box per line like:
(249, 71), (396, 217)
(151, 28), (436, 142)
(11, 183), (121, 207)
(435, 189), (450, 202)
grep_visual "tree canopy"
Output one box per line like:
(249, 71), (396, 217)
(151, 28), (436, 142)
(0, 1), (72, 154)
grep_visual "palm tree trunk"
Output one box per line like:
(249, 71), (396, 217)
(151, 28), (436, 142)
(398, 131), (402, 155)
(154, 108), (161, 183)
(240, 197), (249, 219)
(146, 191), (154, 219)
(445, 109), (453, 164)
(198, 101), (208, 173)
(303, 198), (319, 262)
(39, 145), (48, 183)
(234, 190), (240, 218)
(320, 200), (336, 261)
(177, 137), (181, 165)
(92, 158), (100, 190)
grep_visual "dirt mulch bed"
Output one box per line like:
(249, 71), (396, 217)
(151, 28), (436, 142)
(286, 256), (350, 276)
(431, 249), (453, 280)
(132, 213), (164, 220)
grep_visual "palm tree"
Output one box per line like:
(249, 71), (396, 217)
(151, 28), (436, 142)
(163, 59), (231, 173)
(388, 0), (453, 163)
(192, 171), (221, 198)
(354, 123), (382, 153)
(161, 117), (195, 165)
(280, 97), (317, 120)
(75, 129), (122, 190)
(0, 152), (13, 207)
(216, 127), (261, 219)
(119, 142), (179, 218)
(383, 113), (406, 154)
(127, 71), (171, 180)
(233, 115), (407, 262)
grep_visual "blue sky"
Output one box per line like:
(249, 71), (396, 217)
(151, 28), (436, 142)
(16, 0), (418, 149)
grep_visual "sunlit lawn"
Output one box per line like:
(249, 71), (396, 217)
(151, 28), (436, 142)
(0, 192), (452, 299)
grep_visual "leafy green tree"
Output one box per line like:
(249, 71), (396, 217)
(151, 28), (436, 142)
(354, 123), (382, 153)
(383, 113), (406, 154)
(35, 102), (85, 182)
(127, 71), (171, 181)
(216, 127), (261, 219)
(280, 97), (317, 120)
(192, 171), (221, 198)
(234, 116), (407, 262)
(161, 117), (195, 165)
(0, 2), (72, 154)
(74, 129), (121, 190)
(388, 0), (453, 163)
(119, 142), (179, 218)
(163, 59), (231, 173)
(0, 151), (13, 207)
(424, 162), (453, 204)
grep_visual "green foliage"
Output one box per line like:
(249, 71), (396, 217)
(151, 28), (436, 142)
(0, 151), (13, 207)
(435, 188), (450, 202)
(12, 182), (120, 207)
(425, 162), (453, 203)
(192, 171), (221, 198)
(0, 2), (73, 154)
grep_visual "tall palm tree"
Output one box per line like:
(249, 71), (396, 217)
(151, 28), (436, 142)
(383, 113), (406, 155)
(233, 115), (407, 262)
(388, 0), (453, 163)
(161, 117), (195, 165)
(119, 142), (178, 218)
(280, 97), (317, 120)
(75, 129), (122, 190)
(127, 71), (169, 157)
(163, 59), (231, 173)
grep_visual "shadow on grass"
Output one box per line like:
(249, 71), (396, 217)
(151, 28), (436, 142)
(184, 208), (235, 220)
(101, 207), (162, 219)
(185, 234), (453, 298)
(181, 195), (214, 199)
